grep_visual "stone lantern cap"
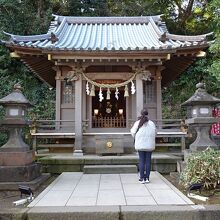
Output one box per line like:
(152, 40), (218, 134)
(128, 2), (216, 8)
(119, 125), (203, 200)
(182, 82), (220, 106)
(0, 83), (33, 107)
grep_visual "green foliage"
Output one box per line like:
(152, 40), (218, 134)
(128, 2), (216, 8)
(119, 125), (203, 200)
(209, 60), (220, 81)
(161, 0), (215, 35)
(208, 0), (220, 81)
(162, 57), (220, 119)
(0, 0), (53, 35)
(64, 0), (110, 16)
(107, 0), (167, 16)
(0, 133), (7, 146)
(180, 149), (220, 189)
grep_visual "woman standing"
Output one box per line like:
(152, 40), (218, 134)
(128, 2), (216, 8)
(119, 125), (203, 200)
(130, 108), (157, 184)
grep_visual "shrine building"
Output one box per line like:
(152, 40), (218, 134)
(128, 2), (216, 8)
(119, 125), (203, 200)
(1, 15), (210, 155)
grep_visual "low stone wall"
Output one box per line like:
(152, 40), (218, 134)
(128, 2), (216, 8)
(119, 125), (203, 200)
(1, 205), (220, 220)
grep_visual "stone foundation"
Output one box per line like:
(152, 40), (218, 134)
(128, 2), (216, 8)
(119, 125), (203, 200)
(0, 150), (34, 166)
(0, 163), (41, 182)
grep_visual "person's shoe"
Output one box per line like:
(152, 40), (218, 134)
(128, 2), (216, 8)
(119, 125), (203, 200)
(145, 179), (150, 183)
(139, 179), (145, 184)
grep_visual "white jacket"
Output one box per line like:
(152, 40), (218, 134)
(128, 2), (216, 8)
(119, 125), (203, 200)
(130, 120), (157, 151)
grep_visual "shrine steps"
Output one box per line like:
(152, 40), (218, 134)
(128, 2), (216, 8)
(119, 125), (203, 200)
(83, 165), (137, 174)
(38, 153), (183, 174)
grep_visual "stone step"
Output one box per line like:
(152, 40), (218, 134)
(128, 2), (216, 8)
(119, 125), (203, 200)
(83, 165), (137, 174)
(39, 153), (182, 174)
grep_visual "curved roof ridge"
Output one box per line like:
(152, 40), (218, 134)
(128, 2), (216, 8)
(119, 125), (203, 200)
(48, 14), (60, 33)
(53, 17), (67, 36)
(166, 32), (213, 42)
(2, 31), (51, 43)
(52, 14), (152, 24)
(148, 17), (163, 37)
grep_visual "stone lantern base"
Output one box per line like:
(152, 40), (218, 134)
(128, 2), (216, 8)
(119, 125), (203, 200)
(0, 149), (41, 182)
(0, 150), (34, 166)
(0, 163), (41, 182)
(0, 149), (50, 190)
(186, 118), (218, 152)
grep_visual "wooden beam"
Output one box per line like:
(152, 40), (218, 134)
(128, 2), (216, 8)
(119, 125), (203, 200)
(55, 60), (163, 67)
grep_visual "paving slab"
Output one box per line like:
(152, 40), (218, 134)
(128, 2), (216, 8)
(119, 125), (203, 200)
(28, 171), (194, 207)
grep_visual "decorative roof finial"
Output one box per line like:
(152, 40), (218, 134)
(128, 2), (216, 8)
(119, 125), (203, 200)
(196, 76), (205, 90)
(159, 32), (168, 43)
(13, 83), (22, 92)
(50, 32), (58, 44)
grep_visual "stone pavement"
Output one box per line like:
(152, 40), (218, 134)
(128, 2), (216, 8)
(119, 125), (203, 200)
(28, 171), (193, 207)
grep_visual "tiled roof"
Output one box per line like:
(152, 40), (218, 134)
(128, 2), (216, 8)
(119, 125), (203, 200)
(3, 15), (210, 51)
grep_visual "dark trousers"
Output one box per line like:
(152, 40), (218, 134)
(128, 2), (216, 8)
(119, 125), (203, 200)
(138, 151), (152, 180)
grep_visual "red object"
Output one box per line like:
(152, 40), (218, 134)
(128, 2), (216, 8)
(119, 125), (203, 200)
(211, 108), (220, 135)
(212, 108), (220, 117)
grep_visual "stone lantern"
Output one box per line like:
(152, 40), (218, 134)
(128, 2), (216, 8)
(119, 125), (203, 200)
(0, 83), (32, 151)
(0, 83), (43, 190)
(182, 82), (220, 151)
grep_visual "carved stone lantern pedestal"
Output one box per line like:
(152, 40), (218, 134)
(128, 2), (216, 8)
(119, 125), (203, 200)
(185, 117), (218, 151)
(0, 84), (48, 190)
(177, 82), (220, 171)
(182, 82), (220, 153)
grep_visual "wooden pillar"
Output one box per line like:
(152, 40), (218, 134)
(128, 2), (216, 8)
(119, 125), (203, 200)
(55, 68), (61, 130)
(156, 67), (163, 128)
(73, 73), (83, 156)
(135, 73), (143, 118)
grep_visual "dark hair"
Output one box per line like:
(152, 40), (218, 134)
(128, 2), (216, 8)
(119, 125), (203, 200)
(137, 108), (149, 130)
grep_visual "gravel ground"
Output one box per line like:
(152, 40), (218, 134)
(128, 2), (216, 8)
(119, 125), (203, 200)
(164, 174), (220, 205)
(0, 175), (57, 209)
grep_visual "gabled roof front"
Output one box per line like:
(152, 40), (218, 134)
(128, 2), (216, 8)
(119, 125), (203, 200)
(3, 14), (210, 51)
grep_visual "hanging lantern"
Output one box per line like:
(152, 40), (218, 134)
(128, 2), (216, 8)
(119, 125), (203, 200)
(99, 87), (104, 102)
(106, 88), (111, 100)
(131, 81), (136, 94)
(124, 85), (129, 97)
(86, 81), (90, 95)
(90, 84), (95, 96)
(115, 87), (119, 100)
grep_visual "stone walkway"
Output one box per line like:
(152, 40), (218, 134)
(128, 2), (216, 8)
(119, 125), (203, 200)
(28, 171), (193, 207)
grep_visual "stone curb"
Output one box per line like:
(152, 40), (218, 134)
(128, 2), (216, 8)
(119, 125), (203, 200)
(121, 205), (220, 220)
(1, 205), (220, 220)
(27, 206), (120, 220)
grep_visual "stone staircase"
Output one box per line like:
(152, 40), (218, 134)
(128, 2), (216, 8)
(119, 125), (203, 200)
(83, 164), (137, 174)
(39, 153), (182, 174)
